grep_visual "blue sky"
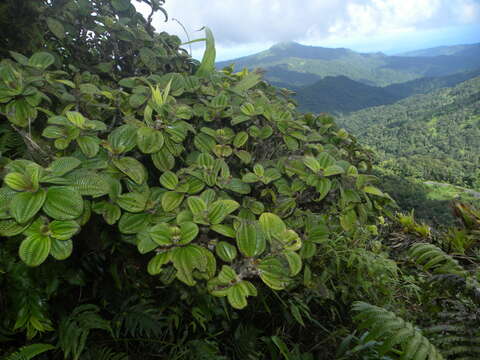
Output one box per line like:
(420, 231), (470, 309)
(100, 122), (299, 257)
(136, 0), (480, 60)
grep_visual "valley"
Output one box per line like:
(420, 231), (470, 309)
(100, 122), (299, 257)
(218, 41), (480, 224)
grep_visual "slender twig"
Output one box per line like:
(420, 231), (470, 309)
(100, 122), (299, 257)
(10, 124), (52, 163)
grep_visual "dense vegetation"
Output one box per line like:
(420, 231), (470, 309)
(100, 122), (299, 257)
(217, 41), (480, 87)
(338, 77), (480, 187)
(0, 1), (479, 360)
(294, 69), (480, 114)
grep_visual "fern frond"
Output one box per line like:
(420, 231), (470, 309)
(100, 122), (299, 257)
(409, 243), (465, 275)
(80, 346), (129, 360)
(352, 302), (444, 360)
(4, 343), (55, 360)
(58, 304), (111, 360)
(425, 307), (480, 360)
(112, 297), (164, 339)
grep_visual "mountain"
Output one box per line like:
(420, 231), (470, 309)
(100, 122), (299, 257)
(337, 76), (480, 187)
(294, 75), (398, 114)
(397, 43), (480, 57)
(217, 41), (480, 87)
(294, 68), (480, 114)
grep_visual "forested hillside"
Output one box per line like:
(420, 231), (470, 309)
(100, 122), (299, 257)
(217, 41), (480, 87)
(398, 42), (480, 57)
(338, 77), (480, 187)
(295, 68), (480, 114)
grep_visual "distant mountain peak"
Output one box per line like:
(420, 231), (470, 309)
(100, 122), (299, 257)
(270, 41), (302, 50)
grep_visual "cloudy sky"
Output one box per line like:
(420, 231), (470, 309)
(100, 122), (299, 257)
(136, 0), (480, 60)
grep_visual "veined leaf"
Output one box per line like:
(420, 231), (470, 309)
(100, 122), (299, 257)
(215, 241), (237, 262)
(49, 220), (80, 240)
(19, 234), (51, 266)
(50, 238), (73, 260)
(161, 191), (184, 212)
(147, 251), (171, 275)
(10, 189), (46, 224)
(43, 186), (83, 220)
(236, 221), (265, 257)
(113, 157), (147, 185)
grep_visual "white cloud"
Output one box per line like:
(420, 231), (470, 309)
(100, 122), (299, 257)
(135, 0), (480, 59)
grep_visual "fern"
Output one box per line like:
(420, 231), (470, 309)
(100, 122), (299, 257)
(352, 302), (444, 360)
(112, 296), (164, 339)
(58, 304), (111, 360)
(409, 243), (465, 276)
(233, 324), (262, 360)
(423, 304), (480, 360)
(79, 346), (129, 360)
(3, 343), (55, 360)
(0, 122), (24, 158)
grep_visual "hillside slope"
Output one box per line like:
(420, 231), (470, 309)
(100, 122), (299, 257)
(217, 42), (480, 87)
(338, 77), (480, 187)
(397, 42), (480, 57)
(295, 68), (480, 114)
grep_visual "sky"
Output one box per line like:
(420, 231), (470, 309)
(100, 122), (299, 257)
(136, 0), (480, 61)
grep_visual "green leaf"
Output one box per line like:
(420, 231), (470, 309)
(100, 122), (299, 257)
(66, 171), (110, 197)
(4, 172), (33, 191)
(43, 186), (83, 220)
(315, 178), (331, 201)
(10, 189), (46, 224)
(232, 72), (262, 93)
(171, 245), (207, 286)
(116, 192), (147, 212)
(259, 212), (286, 241)
(48, 157), (81, 176)
(258, 257), (289, 290)
(210, 224), (236, 238)
(147, 251), (171, 275)
(108, 125), (138, 154)
(227, 281), (257, 309)
(160, 171), (179, 190)
(215, 241), (237, 262)
(4, 343), (56, 359)
(283, 250), (302, 276)
(77, 136), (100, 158)
(233, 131), (249, 148)
(137, 127), (164, 154)
(0, 219), (30, 236)
(28, 52), (55, 70)
(208, 200), (240, 224)
(112, 157), (147, 185)
(324, 165), (345, 177)
(151, 149), (175, 171)
(118, 212), (150, 234)
(340, 209), (357, 232)
(161, 191), (184, 212)
(179, 222), (199, 244)
(65, 111), (87, 129)
(187, 196), (207, 216)
(149, 223), (172, 246)
(363, 185), (386, 197)
(50, 238), (73, 260)
(19, 234), (51, 266)
(136, 230), (158, 254)
(304, 156), (321, 173)
(196, 27), (216, 78)
(236, 221), (265, 257)
(49, 220), (80, 240)
(92, 201), (121, 225)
